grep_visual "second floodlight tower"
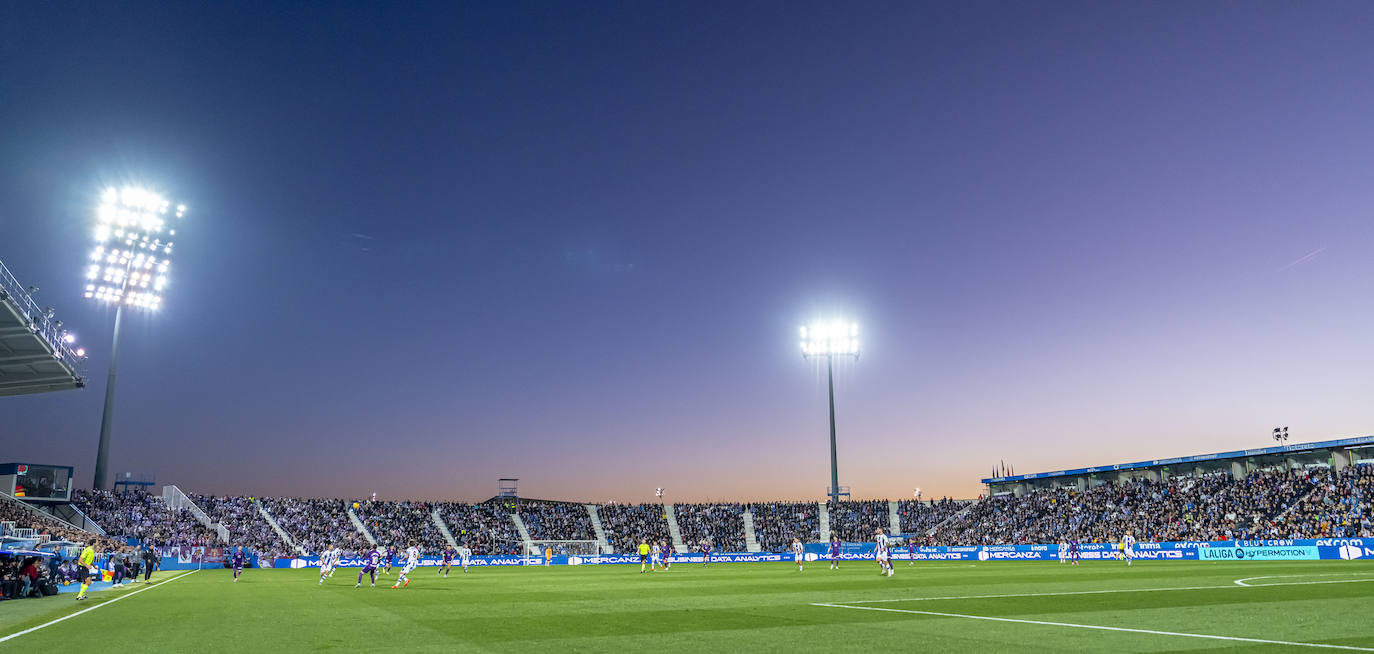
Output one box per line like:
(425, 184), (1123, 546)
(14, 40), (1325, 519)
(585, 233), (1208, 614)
(85, 186), (185, 490)
(800, 321), (860, 506)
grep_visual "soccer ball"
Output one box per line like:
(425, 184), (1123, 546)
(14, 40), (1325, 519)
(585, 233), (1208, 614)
(353, 502), (360, 509)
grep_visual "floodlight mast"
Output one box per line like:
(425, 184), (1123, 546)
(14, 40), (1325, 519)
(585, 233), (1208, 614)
(87, 187), (184, 490)
(800, 321), (860, 506)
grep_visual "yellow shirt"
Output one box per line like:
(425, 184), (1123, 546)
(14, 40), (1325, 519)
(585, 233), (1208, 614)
(637, 543), (650, 555)
(79, 545), (95, 567)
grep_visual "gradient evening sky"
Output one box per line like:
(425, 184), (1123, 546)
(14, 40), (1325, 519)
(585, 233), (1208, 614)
(3, 2), (1374, 504)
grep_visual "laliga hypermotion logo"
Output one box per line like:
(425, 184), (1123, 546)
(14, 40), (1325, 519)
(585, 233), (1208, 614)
(1339, 544), (1364, 560)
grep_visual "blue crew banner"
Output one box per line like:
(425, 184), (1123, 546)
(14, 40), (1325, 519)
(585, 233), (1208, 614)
(272, 537), (1372, 568)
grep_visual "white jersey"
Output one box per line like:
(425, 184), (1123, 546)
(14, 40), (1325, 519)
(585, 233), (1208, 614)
(876, 534), (889, 560)
(1123, 535), (1136, 555)
(459, 547), (471, 562)
(792, 541), (804, 561)
(406, 546), (419, 564)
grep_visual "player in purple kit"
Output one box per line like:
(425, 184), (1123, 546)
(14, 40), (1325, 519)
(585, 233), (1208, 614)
(829, 535), (841, 570)
(231, 546), (247, 582)
(384, 545), (396, 576)
(356, 547), (381, 588)
(440, 546), (455, 578)
(701, 540), (712, 567)
(660, 541), (673, 571)
(1069, 538), (1080, 566)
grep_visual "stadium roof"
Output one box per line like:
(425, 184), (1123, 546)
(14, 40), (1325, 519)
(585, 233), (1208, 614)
(981, 434), (1374, 485)
(0, 257), (86, 396)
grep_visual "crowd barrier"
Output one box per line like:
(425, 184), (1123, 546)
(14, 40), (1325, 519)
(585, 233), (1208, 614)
(270, 537), (1371, 568)
(156, 545), (261, 570)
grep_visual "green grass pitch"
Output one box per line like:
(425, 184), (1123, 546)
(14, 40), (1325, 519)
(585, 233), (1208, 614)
(3, 560), (1373, 652)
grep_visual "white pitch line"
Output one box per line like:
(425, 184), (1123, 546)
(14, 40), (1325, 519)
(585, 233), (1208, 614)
(839, 576), (1374, 604)
(0, 569), (199, 644)
(811, 602), (1374, 652)
(1236, 573), (1374, 587)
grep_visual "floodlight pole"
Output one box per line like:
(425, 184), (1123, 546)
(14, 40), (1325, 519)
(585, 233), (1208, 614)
(826, 354), (840, 506)
(92, 303), (123, 491)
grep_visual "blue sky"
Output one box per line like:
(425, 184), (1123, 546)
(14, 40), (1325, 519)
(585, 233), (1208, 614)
(2, 1), (1372, 502)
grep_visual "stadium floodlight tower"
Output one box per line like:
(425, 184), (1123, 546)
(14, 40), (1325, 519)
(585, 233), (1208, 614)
(85, 187), (185, 490)
(800, 320), (860, 506)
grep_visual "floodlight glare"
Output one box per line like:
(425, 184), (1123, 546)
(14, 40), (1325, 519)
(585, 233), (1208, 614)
(86, 185), (187, 490)
(797, 317), (863, 505)
(801, 321), (860, 359)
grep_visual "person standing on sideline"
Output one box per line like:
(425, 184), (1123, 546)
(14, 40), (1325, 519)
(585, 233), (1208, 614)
(142, 547), (157, 583)
(75, 542), (96, 601)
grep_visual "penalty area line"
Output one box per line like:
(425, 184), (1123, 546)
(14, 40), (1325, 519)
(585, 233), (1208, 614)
(841, 576), (1374, 604)
(1236, 573), (1374, 587)
(811, 601), (1374, 651)
(0, 569), (200, 644)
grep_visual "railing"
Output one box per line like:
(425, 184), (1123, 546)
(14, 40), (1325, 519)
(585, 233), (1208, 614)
(0, 256), (88, 378)
(0, 489), (91, 536)
(162, 485), (230, 542)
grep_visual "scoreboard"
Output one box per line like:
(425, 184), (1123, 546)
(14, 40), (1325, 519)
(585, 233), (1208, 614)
(0, 463), (74, 502)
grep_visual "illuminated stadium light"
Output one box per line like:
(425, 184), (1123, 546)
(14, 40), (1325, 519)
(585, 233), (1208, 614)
(799, 321), (860, 358)
(798, 317), (862, 505)
(85, 185), (187, 490)
(84, 187), (182, 311)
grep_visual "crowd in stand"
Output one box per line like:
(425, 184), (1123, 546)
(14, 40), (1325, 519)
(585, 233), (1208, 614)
(1, 496), (119, 551)
(932, 467), (1342, 545)
(188, 493), (284, 558)
(263, 497), (372, 555)
(73, 490), (217, 547)
(519, 500), (595, 542)
(898, 498), (967, 540)
(829, 500), (890, 542)
(355, 500), (448, 551)
(599, 503), (670, 553)
(437, 502), (522, 555)
(1273, 464), (1373, 538)
(675, 503), (746, 551)
(751, 502), (818, 552)
(5, 463), (1370, 570)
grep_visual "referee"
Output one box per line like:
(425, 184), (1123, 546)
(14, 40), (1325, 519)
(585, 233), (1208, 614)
(75, 542), (96, 601)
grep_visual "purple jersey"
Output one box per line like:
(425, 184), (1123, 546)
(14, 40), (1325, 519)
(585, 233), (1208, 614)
(363, 549), (381, 571)
(702, 543), (712, 553)
(442, 548), (454, 562)
(830, 540), (840, 556)
(231, 551), (247, 568)
(661, 544), (671, 558)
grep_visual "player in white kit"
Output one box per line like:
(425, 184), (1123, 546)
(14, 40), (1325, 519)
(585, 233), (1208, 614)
(460, 543), (472, 572)
(1058, 539), (1067, 563)
(393, 542), (420, 589)
(1122, 533), (1136, 566)
(875, 528), (892, 577)
(318, 545), (336, 585)
(792, 538), (804, 572)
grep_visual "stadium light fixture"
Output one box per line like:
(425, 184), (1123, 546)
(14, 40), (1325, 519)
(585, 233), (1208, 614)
(86, 186), (186, 490)
(799, 319), (861, 506)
